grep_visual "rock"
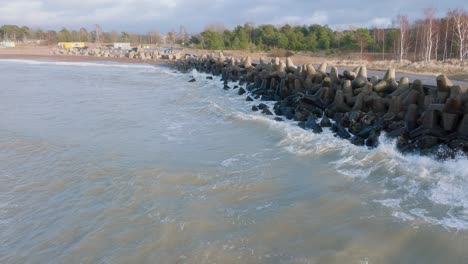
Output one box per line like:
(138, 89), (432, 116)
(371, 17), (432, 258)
(262, 108), (273, 115)
(320, 115), (332, 127)
(286, 57), (297, 72)
(366, 133), (380, 148)
(374, 68), (396, 93)
(317, 62), (327, 75)
(305, 116), (323, 133)
(258, 103), (268, 110)
(188, 78), (196, 82)
(335, 124), (351, 139)
(206, 76), (213, 80)
(351, 136), (366, 146)
(274, 117), (284, 122)
(279, 106), (295, 120)
(330, 67), (340, 85)
(442, 112), (458, 131)
(357, 125), (381, 139)
(238, 87), (246, 95)
(436, 74), (453, 92)
(386, 127), (406, 138)
(415, 135), (439, 149)
(352, 66), (368, 88)
(172, 54), (468, 156)
(448, 139), (468, 151)
(458, 114), (468, 137)
(343, 70), (357, 80)
(243, 56), (253, 68)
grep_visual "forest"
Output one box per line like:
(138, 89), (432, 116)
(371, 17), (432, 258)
(1, 8), (466, 61)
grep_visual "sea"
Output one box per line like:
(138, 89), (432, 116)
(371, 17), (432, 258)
(1, 59), (468, 264)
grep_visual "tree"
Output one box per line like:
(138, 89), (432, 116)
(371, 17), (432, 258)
(354, 28), (374, 59)
(148, 31), (162, 45)
(200, 30), (223, 50)
(397, 15), (409, 61)
(58, 27), (72, 42)
(94, 24), (102, 43)
(167, 31), (175, 47)
(120, 32), (130, 42)
(204, 23), (226, 33)
(79, 27), (89, 42)
(305, 32), (318, 51)
(423, 8), (437, 61)
(448, 8), (468, 60)
(275, 32), (288, 49)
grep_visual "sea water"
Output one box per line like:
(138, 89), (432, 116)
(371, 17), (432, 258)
(1, 59), (468, 263)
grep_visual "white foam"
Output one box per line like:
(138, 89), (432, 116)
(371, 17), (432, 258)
(0, 59), (155, 69)
(221, 157), (239, 167)
(185, 68), (468, 230)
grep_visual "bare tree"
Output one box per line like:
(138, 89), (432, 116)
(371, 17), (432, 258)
(179, 25), (188, 45)
(204, 23), (226, 33)
(167, 31), (175, 47)
(434, 19), (441, 60)
(79, 27), (89, 42)
(148, 31), (163, 45)
(448, 8), (468, 60)
(397, 15), (409, 61)
(443, 16), (450, 60)
(94, 24), (102, 43)
(422, 8), (437, 61)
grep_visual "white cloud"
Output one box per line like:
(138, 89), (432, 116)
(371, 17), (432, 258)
(0, 0), (464, 32)
(370, 17), (392, 27)
(270, 12), (328, 26)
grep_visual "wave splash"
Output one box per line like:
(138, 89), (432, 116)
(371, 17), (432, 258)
(193, 68), (468, 230)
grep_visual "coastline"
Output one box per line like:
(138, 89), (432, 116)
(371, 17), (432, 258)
(2, 46), (467, 82)
(0, 47), (172, 66)
(173, 54), (468, 157)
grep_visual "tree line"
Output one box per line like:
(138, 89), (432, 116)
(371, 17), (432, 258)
(1, 7), (466, 61)
(0, 24), (166, 46)
(193, 8), (467, 61)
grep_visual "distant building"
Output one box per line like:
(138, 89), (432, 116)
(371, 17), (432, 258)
(57, 42), (85, 49)
(0, 41), (16, 48)
(113, 43), (131, 49)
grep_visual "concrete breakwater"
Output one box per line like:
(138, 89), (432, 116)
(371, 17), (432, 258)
(52, 47), (183, 61)
(174, 53), (468, 157)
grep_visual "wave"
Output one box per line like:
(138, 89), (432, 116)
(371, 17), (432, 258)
(282, 126), (468, 230)
(181, 68), (468, 230)
(0, 59), (156, 69)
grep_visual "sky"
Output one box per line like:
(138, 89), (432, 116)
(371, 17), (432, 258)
(0, 0), (465, 33)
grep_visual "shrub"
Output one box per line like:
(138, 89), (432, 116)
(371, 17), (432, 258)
(270, 48), (294, 57)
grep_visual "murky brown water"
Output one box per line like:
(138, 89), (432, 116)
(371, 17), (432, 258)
(1, 59), (468, 263)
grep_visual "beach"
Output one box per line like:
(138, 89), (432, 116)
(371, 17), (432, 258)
(0, 46), (169, 65)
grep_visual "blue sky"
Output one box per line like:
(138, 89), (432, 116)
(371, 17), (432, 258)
(0, 0), (465, 33)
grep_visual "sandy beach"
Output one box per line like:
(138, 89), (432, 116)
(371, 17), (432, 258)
(0, 46), (170, 66)
(2, 46), (468, 83)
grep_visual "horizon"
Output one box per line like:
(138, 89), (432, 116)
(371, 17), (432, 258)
(0, 0), (465, 34)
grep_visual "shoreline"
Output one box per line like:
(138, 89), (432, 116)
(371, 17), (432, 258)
(173, 54), (468, 157)
(0, 53), (172, 66)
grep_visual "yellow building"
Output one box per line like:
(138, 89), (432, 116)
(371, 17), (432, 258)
(58, 42), (85, 49)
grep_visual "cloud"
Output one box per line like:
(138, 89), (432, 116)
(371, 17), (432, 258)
(270, 11), (329, 26)
(0, 0), (465, 33)
(370, 17), (392, 27)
